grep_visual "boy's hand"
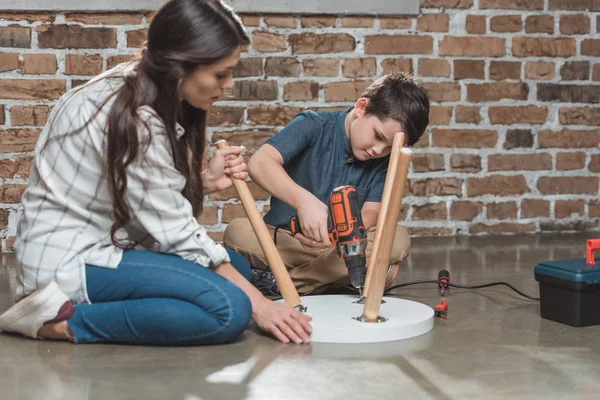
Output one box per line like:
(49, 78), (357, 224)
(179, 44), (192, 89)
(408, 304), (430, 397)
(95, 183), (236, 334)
(294, 233), (331, 250)
(296, 197), (331, 247)
(252, 299), (312, 344)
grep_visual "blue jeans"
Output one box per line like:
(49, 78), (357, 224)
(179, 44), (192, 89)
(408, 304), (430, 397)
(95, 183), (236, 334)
(67, 249), (252, 345)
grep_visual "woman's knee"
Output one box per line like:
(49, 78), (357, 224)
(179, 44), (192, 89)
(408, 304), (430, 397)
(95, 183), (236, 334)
(214, 285), (252, 343)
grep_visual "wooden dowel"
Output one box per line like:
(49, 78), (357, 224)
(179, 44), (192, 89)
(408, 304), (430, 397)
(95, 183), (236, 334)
(216, 140), (302, 308)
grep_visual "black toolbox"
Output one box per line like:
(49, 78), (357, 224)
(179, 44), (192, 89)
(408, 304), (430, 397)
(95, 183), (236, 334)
(534, 239), (600, 327)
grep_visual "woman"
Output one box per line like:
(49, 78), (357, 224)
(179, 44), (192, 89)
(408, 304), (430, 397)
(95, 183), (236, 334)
(0, 0), (311, 345)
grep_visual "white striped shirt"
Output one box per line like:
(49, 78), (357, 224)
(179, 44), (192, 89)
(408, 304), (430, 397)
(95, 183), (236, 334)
(14, 63), (230, 304)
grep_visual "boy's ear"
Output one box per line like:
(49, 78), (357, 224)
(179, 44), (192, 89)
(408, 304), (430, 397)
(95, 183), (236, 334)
(354, 97), (370, 116)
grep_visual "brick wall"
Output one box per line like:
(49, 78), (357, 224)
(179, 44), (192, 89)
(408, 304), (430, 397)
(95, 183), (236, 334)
(1, 0), (600, 251)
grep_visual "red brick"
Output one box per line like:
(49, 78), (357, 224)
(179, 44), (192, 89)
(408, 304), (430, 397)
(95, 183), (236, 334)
(126, 29), (147, 48)
(451, 202), (483, 220)
(581, 40), (600, 57)
(450, 154), (481, 172)
(342, 58), (377, 78)
(0, 184), (26, 203)
(591, 200), (600, 217)
(283, 81), (319, 101)
(556, 152), (586, 170)
(251, 30), (287, 53)
(489, 61), (521, 80)
(303, 59), (339, 77)
(455, 106), (481, 124)
(454, 60), (485, 80)
(379, 17), (413, 29)
(0, 53), (19, 72)
(559, 107), (600, 125)
(466, 15), (486, 34)
(417, 14), (449, 32)
(421, 0), (473, 7)
(467, 175), (530, 196)
(555, 200), (585, 218)
(440, 37), (505, 57)
(265, 57), (301, 77)
(231, 81), (278, 101)
(537, 176), (598, 194)
(207, 107), (244, 127)
(590, 154), (600, 172)
(412, 203), (447, 220)
(560, 14), (590, 35)
(247, 105), (303, 126)
(0, 156), (33, 179)
(211, 130), (274, 152)
(549, 0), (600, 10)
(107, 55), (135, 70)
(490, 15), (522, 32)
(504, 129), (533, 149)
(466, 82), (528, 102)
(65, 54), (103, 76)
(422, 83), (460, 102)
(541, 221), (598, 232)
(238, 14), (260, 27)
(221, 204), (246, 223)
(263, 16), (297, 28)
(0, 129), (41, 152)
(37, 25), (116, 49)
(340, 17), (374, 28)
(418, 59), (450, 77)
(233, 58), (263, 78)
(470, 222), (535, 234)
(539, 130), (600, 149)
(290, 33), (355, 54)
(429, 106), (452, 125)
(10, 105), (51, 126)
(0, 13), (55, 23)
(21, 54), (57, 74)
(365, 35), (433, 55)
(488, 154), (552, 171)
(0, 79), (65, 100)
(412, 153), (445, 172)
(560, 62), (590, 81)
(301, 16), (336, 27)
(0, 210), (7, 230)
(64, 12), (143, 24)
(0, 105), (4, 125)
(593, 64), (600, 81)
(521, 199), (550, 218)
(525, 15), (554, 34)
(489, 105), (548, 124)
(197, 205), (218, 225)
(480, 0), (543, 9)
(0, 25), (31, 48)
(207, 231), (224, 243)
(324, 81), (373, 102)
(487, 202), (518, 219)
(540, 82), (597, 102)
(407, 178), (463, 196)
(432, 129), (497, 148)
(381, 59), (413, 75)
(524, 61), (555, 80)
(512, 37), (576, 57)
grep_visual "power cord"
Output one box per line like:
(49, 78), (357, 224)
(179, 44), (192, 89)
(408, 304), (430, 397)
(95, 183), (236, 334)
(273, 279), (540, 301)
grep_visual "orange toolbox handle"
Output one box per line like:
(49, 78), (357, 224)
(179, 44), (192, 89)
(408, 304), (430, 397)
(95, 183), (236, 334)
(586, 239), (600, 264)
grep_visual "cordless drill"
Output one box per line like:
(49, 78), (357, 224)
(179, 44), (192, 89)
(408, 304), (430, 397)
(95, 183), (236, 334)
(289, 186), (368, 294)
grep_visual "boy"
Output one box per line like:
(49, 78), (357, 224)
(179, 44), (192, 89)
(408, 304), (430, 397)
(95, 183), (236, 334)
(224, 72), (430, 295)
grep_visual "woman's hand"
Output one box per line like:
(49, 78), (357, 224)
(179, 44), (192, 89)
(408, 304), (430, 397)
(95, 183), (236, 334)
(253, 299), (312, 344)
(203, 145), (247, 193)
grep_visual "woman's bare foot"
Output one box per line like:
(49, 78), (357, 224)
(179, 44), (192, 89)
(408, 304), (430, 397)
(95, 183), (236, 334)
(37, 321), (73, 341)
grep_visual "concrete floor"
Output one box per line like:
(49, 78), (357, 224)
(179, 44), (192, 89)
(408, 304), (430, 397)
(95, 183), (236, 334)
(1, 232), (600, 400)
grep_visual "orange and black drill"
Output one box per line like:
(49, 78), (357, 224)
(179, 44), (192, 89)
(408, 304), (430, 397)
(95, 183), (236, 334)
(290, 185), (368, 294)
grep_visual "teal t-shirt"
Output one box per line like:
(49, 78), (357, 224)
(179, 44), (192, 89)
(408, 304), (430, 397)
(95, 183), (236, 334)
(263, 108), (389, 227)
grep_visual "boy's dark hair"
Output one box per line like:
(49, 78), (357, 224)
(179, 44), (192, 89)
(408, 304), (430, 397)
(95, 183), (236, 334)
(360, 72), (430, 147)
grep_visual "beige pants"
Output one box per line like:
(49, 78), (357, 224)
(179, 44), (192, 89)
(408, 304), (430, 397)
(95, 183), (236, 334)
(223, 217), (411, 292)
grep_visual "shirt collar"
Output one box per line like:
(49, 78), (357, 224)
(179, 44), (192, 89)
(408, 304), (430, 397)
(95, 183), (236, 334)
(339, 107), (353, 157)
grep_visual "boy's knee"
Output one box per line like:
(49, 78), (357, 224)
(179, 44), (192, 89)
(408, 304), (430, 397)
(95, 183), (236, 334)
(391, 225), (411, 263)
(223, 218), (248, 248)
